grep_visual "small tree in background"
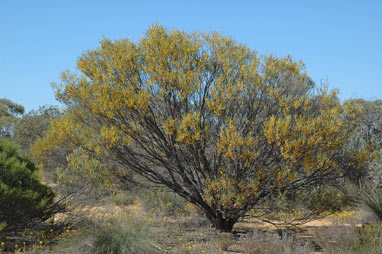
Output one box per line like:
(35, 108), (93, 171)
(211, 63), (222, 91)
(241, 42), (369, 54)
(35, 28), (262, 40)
(0, 140), (57, 233)
(33, 25), (370, 232)
(340, 99), (382, 221)
(342, 99), (382, 183)
(13, 105), (60, 154)
(0, 98), (24, 139)
(31, 106), (132, 203)
(54, 147), (130, 202)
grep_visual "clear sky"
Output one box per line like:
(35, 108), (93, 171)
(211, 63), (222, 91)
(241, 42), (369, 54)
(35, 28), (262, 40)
(1, 0), (381, 112)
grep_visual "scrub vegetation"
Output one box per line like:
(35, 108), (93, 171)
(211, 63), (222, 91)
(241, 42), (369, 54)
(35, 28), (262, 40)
(1, 25), (382, 253)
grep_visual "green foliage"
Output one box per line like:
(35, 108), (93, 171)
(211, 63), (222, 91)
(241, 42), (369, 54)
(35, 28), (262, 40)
(55, 148), (114, 199)
(13, 105), (60, 154)
(343, 99), (382, 183)
(0, 98), (24, 139)
(92, 218), (161, 254)
(353, 223), (382, 251)
(358, 182), (382, 221)
(139, 187), (187, 216)
(247, 185), (348, 225)
(0, 99), (24, 117)
(109, 190), (136, 206)
(304, 185), (348, 213)
(52, 147), (132, 208)
(342, 179), (382, 222)
(368, 152), (382, 185)
(314, 221), (382, 254)
(0, 140), (56, 232)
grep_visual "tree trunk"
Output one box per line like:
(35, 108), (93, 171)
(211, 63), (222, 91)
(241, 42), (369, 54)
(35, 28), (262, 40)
(207, 212), (238, 232)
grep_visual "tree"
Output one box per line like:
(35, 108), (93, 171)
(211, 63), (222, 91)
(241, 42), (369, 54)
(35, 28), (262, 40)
(34, 25), (370, 232)
(0, 99), (24, 139)
(31, 106), (131, 201)
(343, 99), (382, 183)
(0, 140), (57, 233)
(54, 147), (128, 202)
(13, 105), (60, 154)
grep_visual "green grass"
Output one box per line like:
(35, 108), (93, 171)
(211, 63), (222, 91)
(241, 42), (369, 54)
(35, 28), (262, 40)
(92, 217), (161, 254)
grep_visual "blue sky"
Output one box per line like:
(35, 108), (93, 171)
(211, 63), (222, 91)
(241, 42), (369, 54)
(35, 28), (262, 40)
(1, 0), (381, 112)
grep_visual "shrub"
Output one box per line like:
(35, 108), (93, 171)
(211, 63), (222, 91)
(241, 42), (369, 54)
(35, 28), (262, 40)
(0, 140), (56, 233)
(353, 223), (382, 250)
(92, 217), (161, 254)
(304, 185), (348, 213)
(358, 182), (382, 221)
(54, 147), (116, 201)
(250, 185), (348, 224)
(314, 222), (382, 254)
(343, 180), (382, 222)
(241, 230), (312, 254)
(139, 187), (187, 216)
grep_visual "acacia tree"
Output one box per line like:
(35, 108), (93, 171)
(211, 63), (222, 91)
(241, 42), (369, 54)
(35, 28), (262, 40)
(34, 25), (369, 232)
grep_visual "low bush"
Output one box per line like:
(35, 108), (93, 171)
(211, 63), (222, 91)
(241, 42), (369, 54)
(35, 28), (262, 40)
(241, 230), (312, 254)
(250, 185), (348, 224)
(314, 222), (382, 254)
(138, 187), (187, 216)
(303, 185), (348, 213)
(92, 217), (161, 254)
(343, 180), (382, 222)
(353, 223), (382, 251)
(359, 182), (382, 221)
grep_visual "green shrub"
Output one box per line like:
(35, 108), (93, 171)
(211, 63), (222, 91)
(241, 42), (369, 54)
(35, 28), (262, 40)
(345, 180), (382, 221)
(0, 140), (56, 233)
(92, 217), (161, 254)
(304, 185), (348, 213)
(139, 187), (186, 215)
(314, 222), (382, 254)
(54, 148), (115, 200)
(53, 147), (133, 208)
(353, 223), (382, 250)
(254, 185), (348, 223)
(109, 190), (136, 206)
(358, 182), (382, 221)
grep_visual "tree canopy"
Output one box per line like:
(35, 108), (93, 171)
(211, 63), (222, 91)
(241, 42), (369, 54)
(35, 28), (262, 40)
(33, 25), (370, 232)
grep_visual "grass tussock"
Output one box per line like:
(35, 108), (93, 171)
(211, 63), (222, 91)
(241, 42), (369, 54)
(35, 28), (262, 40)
(16, 213), (161, 254)
(92, 217), (161, 254)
